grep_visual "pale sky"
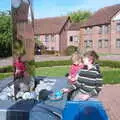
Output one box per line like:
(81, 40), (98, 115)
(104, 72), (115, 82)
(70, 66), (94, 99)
(0, 0), (120, 18)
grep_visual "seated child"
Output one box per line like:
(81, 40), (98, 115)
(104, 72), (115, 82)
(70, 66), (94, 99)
(62, 50), (103, 101)
(68, 52), (84, 84)
(49, 52), (84, 101)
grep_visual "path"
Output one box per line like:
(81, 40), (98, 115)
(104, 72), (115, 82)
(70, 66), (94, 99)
(98, 85), (120, 120)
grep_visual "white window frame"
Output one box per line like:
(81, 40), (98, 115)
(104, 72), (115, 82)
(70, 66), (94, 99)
(116, 39), (120, 48)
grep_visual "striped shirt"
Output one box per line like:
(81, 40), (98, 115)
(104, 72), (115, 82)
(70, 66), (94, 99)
(69, 64), (103, 98)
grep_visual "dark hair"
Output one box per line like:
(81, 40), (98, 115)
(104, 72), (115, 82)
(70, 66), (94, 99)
(84, 50), (99, 63)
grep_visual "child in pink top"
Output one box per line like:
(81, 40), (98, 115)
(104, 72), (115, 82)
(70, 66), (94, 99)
(50, 52), (84, 101)
(68, 52), (84, 84)
(14, 56), (26, 78)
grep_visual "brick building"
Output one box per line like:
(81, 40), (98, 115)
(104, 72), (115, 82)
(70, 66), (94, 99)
(80, 4), (120, 54)
(67, 23), (81, 47)
(34, 16), (71, 55)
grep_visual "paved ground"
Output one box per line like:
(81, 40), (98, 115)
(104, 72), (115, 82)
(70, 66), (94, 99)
(0, 76), (120, 119)
(98, 85), (120, 120)
(0, 55), (120, 67)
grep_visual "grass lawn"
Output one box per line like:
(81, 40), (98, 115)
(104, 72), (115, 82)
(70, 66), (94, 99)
(36, 66), (120, 84)
(0, 66), (120, 84)
(0, 73), (12, 80)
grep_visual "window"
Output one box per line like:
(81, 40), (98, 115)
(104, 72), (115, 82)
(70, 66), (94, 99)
(35, 35), (40, 40)
(89, 40), (93, 48)
(51, 47), (54, 50)
(84, 40), (93, 48)
(45, 35), (49, 42)
(98, 40), (102, 48)
(104, 39), (108, 48)
(99, 25), (109, 34)
(70, 36), (73, 42)
(51, 35), (55, 42)
(116, 39), (120, 48)
(99, 26), (102, 34)
(103, 25), (109, 34)
(116, 23), (120, 32)
(84, 40), (87, 48)
(73, 36), (79, 42)
(85, 27), (92, 34)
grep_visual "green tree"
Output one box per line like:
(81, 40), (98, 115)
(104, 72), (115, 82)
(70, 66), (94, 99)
(69, 10), (92, 23)
(0, 11), (12, 57)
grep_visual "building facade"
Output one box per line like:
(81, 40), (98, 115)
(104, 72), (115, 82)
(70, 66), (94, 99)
(80, 4), (120, 54)
(67, 23), (81, 47)
(34, 16), (71, 55)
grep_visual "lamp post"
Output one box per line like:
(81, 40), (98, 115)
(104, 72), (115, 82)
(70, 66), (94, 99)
(11, 0), (35, 99)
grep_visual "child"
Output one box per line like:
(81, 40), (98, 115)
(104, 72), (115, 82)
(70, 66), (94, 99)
(50, 52), (84, 101)
(68, 52), (84, 83)
(14, 56), (26, 79)
(63, 50), (103, 101)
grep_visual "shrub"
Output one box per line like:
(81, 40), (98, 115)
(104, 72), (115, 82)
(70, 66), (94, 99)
(1, 60), (120, 73)
(97, 60), (120, 68)
(35, 60), (72, 68)
(66, 46), (78, 56)
(0, 66), (13, 73)
(45, 50), (55, 55)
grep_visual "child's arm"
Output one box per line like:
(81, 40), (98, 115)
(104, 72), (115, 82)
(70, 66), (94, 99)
(89, 73), (103, 96)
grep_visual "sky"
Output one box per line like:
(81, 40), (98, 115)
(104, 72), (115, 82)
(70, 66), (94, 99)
(0, 0), (120, 18)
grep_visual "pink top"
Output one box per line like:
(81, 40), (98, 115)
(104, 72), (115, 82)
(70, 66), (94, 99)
(14, 61), (26, 72)
(69, 64), (84, 78)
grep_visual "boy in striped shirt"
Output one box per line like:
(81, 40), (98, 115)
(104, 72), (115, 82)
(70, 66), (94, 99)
(63, 50), (103, 101)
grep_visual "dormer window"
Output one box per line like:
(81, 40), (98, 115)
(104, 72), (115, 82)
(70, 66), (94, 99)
(85, 27), (92, 34)
(99, 25), (109, 34)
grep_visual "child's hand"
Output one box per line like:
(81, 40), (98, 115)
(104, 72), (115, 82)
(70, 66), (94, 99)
(71, 77), (76, 82)
(68, 75), (71, 80)
(61, 88), (70, 93)
(78, 94), (90, 101)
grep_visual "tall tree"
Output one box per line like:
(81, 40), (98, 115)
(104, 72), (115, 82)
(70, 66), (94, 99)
(0, 11), (12, 57)
(69, 10), (92, 23)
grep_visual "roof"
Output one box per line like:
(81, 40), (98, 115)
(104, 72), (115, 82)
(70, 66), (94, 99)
(82, 4), (120, 27)
(34, 16), (70, 35)
(68, 22), (82, 31)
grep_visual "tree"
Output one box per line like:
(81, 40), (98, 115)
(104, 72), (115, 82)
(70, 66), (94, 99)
(69, 10), (92, 23)
(0, 11), (12, 57)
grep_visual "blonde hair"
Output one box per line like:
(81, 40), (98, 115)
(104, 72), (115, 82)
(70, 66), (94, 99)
(71, 52), (83, 64)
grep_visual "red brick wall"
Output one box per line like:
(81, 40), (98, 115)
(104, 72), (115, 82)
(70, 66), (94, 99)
(110, 11), (120, 54)
(59, 19), (71, 55)
(80, 26), (111, 54)
(80, 11), (120, 54)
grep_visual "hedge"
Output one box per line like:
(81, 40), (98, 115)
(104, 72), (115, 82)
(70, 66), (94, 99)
(0, 60), (120, 73)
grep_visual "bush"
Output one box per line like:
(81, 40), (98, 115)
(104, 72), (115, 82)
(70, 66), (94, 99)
(1, 60), (120, 73)
(66, 46), (78, 56)
(97, 60), (120, 68)
(0, 66), (13, 73)
(35, 60), (72, 68)
(44, 50), (55, 55)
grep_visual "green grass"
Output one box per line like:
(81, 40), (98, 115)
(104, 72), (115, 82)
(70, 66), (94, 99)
(0, 73), (12, 80)
(35, 66), (70, 77)
(98, 53), (120, 56)
(36, 66), (120, 84)
(0, 66), (120, 84)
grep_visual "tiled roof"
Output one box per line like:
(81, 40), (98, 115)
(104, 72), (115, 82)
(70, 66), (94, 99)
(68, 22), (82, 31)
(82, 4), (120, 27)
(34, 16), (70, 35)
